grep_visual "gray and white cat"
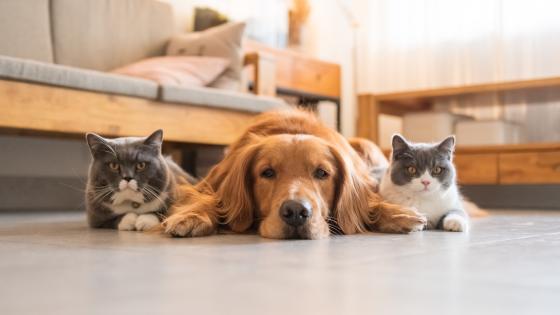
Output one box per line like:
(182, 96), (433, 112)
(379, 134), (469, 232)
(85, 130), (196, 231)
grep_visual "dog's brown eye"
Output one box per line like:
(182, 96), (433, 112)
(407, 166), (416, 175)
(260, 168), (276, 179)
(136, 162), (146, 171)
(314, 168), (329, 180)
(432, 166), (443, 175)
(108, 162), (119, 171)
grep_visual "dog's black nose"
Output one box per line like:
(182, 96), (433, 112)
(280, 200), (312, 227)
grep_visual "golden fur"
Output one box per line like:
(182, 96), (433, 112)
(348, 137), (389, 172)
(163, 109), (426, 239)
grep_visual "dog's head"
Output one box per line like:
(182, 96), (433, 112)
(214, 133), (372, 239)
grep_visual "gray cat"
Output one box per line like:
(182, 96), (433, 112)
(379, 134), (469, 232)
(85, 130), (196, 231)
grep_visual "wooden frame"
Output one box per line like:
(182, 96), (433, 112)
(245, 40), (341, 99)
(0, 80), (255, 145)
(244, 39), (342, 130)
(357, 76), (560, 143)
(455, 143), (560, 185)
(0, 51), (281, 145)
(244, 52), (277, 97)
(362, 78), (560, 185)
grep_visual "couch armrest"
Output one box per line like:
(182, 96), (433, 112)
(243, 51), (276, 96)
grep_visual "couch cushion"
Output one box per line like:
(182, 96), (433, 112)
(0, 56), (158, 99)
(160, 84), (287, 113)
(167, 22), (246, 91)
(51, 0), (175, 71)
(112, 56), (229, 88)
(0, 0), (53, 62)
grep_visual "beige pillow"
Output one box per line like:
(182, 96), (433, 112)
(112, 56), (229, 87)
(166, 22), (246, 91)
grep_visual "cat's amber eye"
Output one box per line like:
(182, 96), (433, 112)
(407, 166), (416, 175)
(108, 162), (119, 171)
(136, 162), (146, 171)
(432, 166), (443, 175)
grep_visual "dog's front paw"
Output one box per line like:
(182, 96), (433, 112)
(442, 213), (468, 232)
(375, 204), (427, 234)
(118, 213), (138, 231)
(390, 207), (427, 233)
(163, 213), (216, 237)
(135, 213), (160, 231)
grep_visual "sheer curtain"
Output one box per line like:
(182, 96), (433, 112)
(355, 0), (560, 142)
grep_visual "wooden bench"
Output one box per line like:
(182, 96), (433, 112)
(359, 77), (560, 185)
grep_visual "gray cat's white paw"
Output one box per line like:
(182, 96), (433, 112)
(118, 213), (138, 231)
(442, 213), (468, 232)
(135, 213), (160, 231)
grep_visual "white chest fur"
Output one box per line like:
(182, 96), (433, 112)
(104, 190), (169, 215)
(380, 172), (463, 227)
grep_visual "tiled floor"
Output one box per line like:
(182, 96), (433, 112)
(1, 210), (559, 315)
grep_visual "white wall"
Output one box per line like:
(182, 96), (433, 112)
(302, 0), (357, 137)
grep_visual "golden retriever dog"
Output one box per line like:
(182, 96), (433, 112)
(163, 110), (427, 239)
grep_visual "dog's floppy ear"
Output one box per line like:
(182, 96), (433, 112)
(329, 144), (373, 235)
(348, 137), (389, 171)
(215, 138), (262, 233)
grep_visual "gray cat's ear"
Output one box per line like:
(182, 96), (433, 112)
(144, 129), (163, 147)
(437, 135), (456, 155)
(86, 133), (108, 156)
(392, 134), (410, 152)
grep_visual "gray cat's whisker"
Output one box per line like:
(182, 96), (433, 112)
(143, 186), (167, 210)
(145, 184), (164, 201)
(92, 190), (113, 204)
(141, 186), (162, 205)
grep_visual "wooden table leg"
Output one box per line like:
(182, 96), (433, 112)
(357, 95), (380, 143)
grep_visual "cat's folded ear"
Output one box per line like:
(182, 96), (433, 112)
(86, 133), (111, 157)
(437, 135), (456, 155)
(144, 129), (164, 148)
(391, 134), (410, 153)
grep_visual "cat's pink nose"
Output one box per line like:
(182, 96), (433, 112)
(421, 179), (431, 186)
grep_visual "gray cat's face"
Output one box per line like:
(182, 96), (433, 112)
(86, 130), (167, 205)
(389, 135), (456, 195)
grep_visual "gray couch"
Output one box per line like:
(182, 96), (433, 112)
(0, 0), (284, 125)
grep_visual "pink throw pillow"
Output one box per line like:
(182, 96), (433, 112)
(111, 56), (230, 87)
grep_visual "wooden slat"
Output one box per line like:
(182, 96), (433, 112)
(0, 80), (254, 145)
(244, 52), (277, 96)
(454, 154), (498, 184)
(456, 143), (560, 154)
(366, 76), (560, 105)
(499, 151), (560, 184)
(356, 95), (379, 142)
(245, 40), (341, 98)
(291, 56), (340, 98)
(382, 143), (560, 158)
